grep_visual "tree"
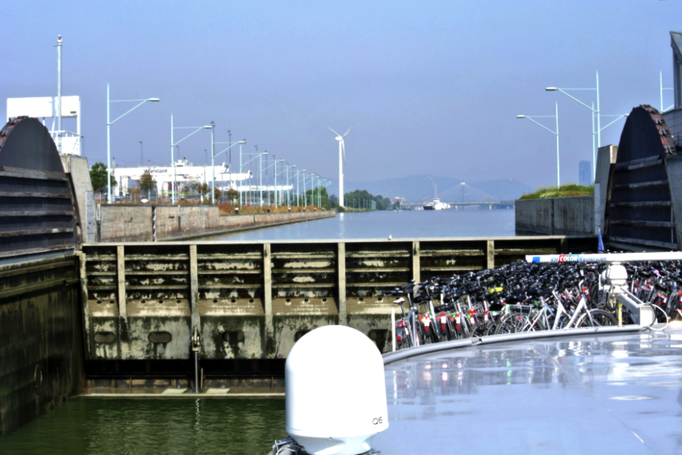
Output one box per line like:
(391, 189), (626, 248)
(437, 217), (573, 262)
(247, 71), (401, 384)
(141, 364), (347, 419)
(213, 187), (222, 201)
(90, 162), (116, 194)
(198, 183), (211, 202)
(226, 188), (239, 203)
(139, 170), (156, 200)
(343, 189), (393, 210)
(304, 186), (332, 209)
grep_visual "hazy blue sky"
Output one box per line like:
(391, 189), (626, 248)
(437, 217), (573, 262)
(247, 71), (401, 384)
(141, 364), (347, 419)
(2, 0), (681, 193)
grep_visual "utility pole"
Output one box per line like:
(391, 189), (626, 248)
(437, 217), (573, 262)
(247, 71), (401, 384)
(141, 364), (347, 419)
(57, 35), (62, 153)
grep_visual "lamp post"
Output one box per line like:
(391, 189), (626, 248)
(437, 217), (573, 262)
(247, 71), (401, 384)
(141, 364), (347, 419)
(301, 170), (307, 207)
(242, 151), (268, 207)
(293, 166), (300, 206)
(660, 70), (675, 113)
(285, 163), (292, 207)
(237, 141), (246, 206)
(106, 84), (159, 202)
(545, 72), (625, 181)
(139, 141), (143, 166)
(308, 173), (317, 207)
(260, 151), (267, 207)
(274, 160), (286, 207)
(517, 102), (560, 187)
(212, 136), (246, 204)
(170, 115), (212, 204)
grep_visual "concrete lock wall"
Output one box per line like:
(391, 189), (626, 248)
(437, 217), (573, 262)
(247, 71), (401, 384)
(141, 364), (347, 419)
(99, 205), (153, 242)
(60, 155), (97, 243)
(0, 254), (83, 436)
(516, 196), (594, 236)
(98, 205), (334, 242)
(81, 236), (596, 364)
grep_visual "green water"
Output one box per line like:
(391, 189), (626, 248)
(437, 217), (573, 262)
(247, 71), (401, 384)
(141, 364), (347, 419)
(0, 398), (286, 455)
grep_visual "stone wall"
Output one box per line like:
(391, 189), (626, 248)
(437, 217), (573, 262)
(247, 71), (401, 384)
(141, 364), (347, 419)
(98, 205), (335, 242)
(98, 205), (153, 242)
(516, 196), (594, 236)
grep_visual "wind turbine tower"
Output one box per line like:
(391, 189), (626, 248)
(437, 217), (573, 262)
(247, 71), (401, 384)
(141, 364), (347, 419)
(328, 125), (353, 207)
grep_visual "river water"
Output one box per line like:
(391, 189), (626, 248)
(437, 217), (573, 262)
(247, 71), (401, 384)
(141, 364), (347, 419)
(204, 208), (515, 241)
(0, 398), (286, 455)
(0, 209), (514, 454)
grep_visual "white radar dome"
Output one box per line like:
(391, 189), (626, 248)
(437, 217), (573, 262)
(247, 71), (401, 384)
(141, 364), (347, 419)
(285, 325), (388, 455)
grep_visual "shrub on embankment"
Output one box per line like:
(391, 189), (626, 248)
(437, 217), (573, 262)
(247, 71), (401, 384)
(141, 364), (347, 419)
(519, 184), (593, 200)
(217, 204), (326, 215)
(106, 199), (327, 215)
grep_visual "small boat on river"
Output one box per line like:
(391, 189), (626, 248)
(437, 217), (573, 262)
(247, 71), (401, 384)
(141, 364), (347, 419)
(423, 198), (451, 210)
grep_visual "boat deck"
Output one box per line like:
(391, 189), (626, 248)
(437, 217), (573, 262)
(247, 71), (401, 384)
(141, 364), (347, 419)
(375, 324), (682, 454)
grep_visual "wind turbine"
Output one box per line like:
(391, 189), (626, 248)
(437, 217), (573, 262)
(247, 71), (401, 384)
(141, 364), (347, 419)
(328, 125), (353, 207)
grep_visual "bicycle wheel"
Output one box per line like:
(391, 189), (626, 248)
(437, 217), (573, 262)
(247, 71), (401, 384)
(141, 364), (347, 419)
(495, 313), (529, 335)
(470, 321), (488, 338)
(576, 309), (617, 327)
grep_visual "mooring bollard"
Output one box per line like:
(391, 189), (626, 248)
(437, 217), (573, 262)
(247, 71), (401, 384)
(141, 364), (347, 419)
(235, 207), (239, 215)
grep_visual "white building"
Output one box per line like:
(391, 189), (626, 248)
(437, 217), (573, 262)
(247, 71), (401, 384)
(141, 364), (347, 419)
(112, 158), (254, 198)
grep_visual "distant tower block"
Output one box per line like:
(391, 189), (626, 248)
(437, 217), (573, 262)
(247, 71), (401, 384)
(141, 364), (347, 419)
(579, 160), (591, 186)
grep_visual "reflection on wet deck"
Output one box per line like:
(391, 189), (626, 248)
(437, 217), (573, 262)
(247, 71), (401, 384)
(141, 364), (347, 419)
(376, 325), (682, 454)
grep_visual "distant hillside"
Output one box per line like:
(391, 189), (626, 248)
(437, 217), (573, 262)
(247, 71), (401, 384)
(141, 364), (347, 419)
(323, 175), (533, 202)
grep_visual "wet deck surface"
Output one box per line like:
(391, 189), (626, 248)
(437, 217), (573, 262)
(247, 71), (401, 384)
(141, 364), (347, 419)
(374, 324), (682, 454)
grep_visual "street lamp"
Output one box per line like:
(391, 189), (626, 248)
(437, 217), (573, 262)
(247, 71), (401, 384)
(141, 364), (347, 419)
(106, 84), (159, 202)
(242, 151), (268, 207)
(292, 166), (300, 206)
(274, 160), (287, 208)
(265, 158), (286, 208)
(139, 141), (143, 166)
(212, 136), (246, 204)
(546, 72), (615, 181)
(301, 170), (307, 207)
(170, 115), (212, 204)
(517, 102), (560, 187)
(285, 163), (292, 207)
(660, 70), (675, 113)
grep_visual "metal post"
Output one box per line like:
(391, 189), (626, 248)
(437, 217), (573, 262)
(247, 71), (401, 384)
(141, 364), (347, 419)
(302, 171), (307, 207)
(106, 84), (111, 203)
(555, 103), (561, 188)
(259, 153), (263, 207)
(295, 168), (299, 206)
(658, 70), (664, 114)
(596, 70), (601, 149)
(171, 115), (175, 204)
(57, 35), (62, 154)
(274, 159), (278, 208)
(391, 308), (396, 352)
(211, 123), (215, 204)
(239, 143), (243, 207)
(592, 103), (597, 183)
(286, 164), (290, 207)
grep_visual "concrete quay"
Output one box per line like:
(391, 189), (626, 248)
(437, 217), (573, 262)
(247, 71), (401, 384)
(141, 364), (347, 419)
(97, 205), (335, 242)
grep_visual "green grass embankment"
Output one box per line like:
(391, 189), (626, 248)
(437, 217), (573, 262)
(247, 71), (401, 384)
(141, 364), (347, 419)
(519, 184), (594, 200)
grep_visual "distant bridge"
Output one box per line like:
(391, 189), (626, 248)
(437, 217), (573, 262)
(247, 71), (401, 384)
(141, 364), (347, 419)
(419, 200), (515, 209)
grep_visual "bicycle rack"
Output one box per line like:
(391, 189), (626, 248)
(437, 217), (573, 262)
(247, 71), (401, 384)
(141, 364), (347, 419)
(525, 251), (682, 327)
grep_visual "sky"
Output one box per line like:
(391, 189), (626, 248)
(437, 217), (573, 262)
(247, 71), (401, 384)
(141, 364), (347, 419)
(2, 0), (682, 194)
